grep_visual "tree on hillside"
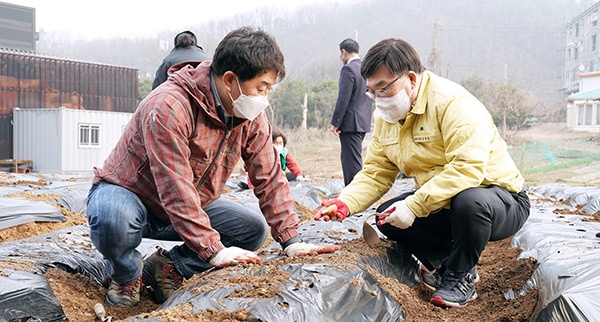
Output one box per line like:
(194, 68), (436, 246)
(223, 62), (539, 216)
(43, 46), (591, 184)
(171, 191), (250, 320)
(307, 79), (338, 128)
(36, 0), (592, 121)
(461, 75), (487, 99)
(487, 82), (530, 136)
(268, 78), (338, 129)
(461, 75), (531, 141)
(269, 80), (308, 128)
(138, 78), (153, 102)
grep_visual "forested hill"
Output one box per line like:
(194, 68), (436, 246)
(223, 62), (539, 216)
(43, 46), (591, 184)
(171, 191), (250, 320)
(38, 0), (595, 107)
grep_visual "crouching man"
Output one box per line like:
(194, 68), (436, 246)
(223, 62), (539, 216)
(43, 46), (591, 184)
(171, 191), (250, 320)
(316, 37), (530, 308)
(86, 26), (339, 307)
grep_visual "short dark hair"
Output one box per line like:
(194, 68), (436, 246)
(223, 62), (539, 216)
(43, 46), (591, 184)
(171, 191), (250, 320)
(272, 131), (287, 146)
(361, 38), (425, 79)
(174, 30), (197, 48)
(339, 38), (359, 54)
(212, 26), (286, 82)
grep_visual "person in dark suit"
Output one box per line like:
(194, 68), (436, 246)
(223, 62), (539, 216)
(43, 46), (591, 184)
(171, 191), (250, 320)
(152, 30), (211, 89)
(330, 38), (373, 186)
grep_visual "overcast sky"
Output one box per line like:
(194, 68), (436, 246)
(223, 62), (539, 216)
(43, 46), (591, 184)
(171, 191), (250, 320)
(8, 0), (344, 39)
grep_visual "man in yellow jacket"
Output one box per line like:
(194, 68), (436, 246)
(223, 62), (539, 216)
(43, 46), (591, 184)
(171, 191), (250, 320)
(316, 38), (530, 308)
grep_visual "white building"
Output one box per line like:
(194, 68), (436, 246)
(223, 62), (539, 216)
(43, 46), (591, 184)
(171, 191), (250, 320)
(564, 2), (600, 96)
(566, 72), (600, 132)
(13, 107), (132, 172)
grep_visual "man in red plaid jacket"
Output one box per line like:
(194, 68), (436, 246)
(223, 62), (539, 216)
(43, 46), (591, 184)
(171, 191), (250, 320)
(86, 26), (339, 307)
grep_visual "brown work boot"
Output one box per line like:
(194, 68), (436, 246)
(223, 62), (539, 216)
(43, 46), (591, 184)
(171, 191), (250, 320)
(142, 247), (183, 303)
(105, 275), (142, 307)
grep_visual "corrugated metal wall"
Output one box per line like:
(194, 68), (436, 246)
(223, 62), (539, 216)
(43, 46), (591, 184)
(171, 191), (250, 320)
(14, 108), (133, 172)
(0, 47), (138, 159)
(13, 108), (61, 171)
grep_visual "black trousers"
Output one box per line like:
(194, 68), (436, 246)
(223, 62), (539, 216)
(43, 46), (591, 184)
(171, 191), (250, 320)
(339, 132), (366, 186)
(376, 185), (530, 272)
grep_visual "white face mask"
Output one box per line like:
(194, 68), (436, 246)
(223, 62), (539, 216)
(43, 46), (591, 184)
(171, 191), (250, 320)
(273, 144), (283, 153)
(229, 78), (269, 121)
(374, 78), (413, 123)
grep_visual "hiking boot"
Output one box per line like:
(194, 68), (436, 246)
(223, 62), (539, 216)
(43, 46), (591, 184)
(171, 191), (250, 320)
(142, 247), (183, 303)
(105, 275), (142, 307)
(430, 268), (478, 308)
(422, 265), (479, 291)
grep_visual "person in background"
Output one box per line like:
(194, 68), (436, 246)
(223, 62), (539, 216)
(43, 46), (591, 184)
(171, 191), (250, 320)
(152, 30), (211, 89)
(243, 131), (305, 190)
(272, 131), (305, 182)
(330, 38), (373, 186)
(315, 38), (530, 309)
(87, 26), (339, 307)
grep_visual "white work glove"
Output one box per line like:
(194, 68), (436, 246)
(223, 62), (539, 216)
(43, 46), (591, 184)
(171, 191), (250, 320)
(378, 200), (416, 229)
(284, 242), (340, 257)
(296, 175), (307, 182)
(208, 246), (262, 269)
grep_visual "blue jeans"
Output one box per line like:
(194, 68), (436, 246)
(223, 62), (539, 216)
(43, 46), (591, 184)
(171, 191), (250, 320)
(86, 182), (269, 283)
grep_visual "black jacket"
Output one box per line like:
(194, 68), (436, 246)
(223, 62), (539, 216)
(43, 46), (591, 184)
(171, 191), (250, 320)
(152, 46), (211, 89)
(331, 58), (373, 133)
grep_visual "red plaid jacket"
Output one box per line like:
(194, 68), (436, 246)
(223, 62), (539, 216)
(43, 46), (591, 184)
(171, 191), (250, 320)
(92, 61), (299, 261)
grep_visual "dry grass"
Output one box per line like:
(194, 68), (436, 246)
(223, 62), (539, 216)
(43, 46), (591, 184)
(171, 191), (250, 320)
(513, 123), (600, 186)
(283, 127), (347, 179)
(234, 123), (600, 187)
(235, 127), (348, 180)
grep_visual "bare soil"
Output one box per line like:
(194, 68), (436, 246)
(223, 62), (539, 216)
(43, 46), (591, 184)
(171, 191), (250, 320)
(2, 123), (599, 321)
(41, 221), (539, 322)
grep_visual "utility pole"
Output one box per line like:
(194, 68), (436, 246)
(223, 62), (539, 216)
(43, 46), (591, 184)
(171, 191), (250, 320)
(504, 61), (508, 85)
(428, 21), (442, 75)
(502, 61), (508, 138)
(301, 93), (308, 130)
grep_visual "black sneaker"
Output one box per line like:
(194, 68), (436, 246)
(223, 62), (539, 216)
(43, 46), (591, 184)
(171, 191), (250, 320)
(430, 268), (478, 308)
(422, 266), (479, 291)
(421, 265), (445, 291)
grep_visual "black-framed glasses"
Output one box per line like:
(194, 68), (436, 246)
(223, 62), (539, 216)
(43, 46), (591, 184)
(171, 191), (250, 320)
(365, 75), (402, 99)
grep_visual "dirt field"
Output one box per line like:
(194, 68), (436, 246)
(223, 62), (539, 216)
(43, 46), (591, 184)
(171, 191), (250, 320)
(1, 122), (598, 321)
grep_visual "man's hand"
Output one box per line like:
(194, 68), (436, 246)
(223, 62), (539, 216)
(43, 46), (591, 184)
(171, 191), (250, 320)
(314, 199), (349, 221)
(208, 246), (262, 269)
(330, 125), (341, 137)
(378, 200), (416, 229)
(284, 242), (340, 256)
(296, 175), (307, 182)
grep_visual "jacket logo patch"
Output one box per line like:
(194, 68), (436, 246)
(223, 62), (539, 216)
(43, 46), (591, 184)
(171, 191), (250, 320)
(414, 136), (432, 142)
